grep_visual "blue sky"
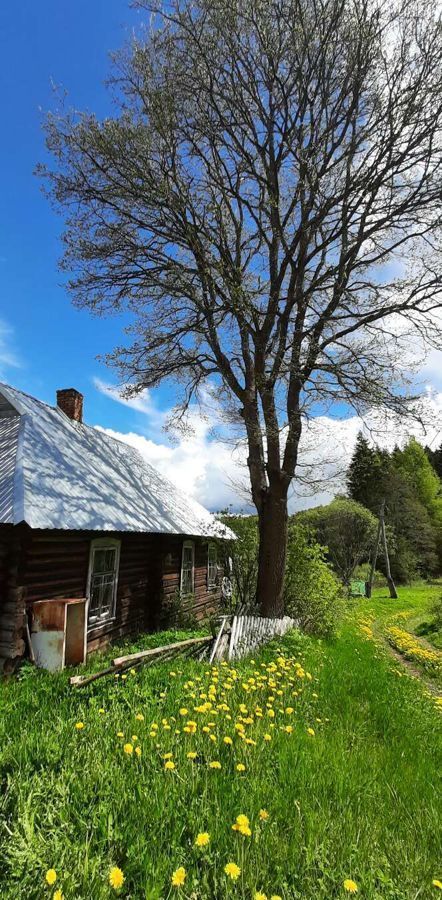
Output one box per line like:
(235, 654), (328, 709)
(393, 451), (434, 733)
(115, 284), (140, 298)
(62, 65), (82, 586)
(1, 1), (441, 511)
(0, 0), (164, 435)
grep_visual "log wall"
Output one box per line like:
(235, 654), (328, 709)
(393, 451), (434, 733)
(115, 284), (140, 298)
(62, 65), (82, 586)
(158, 535), (222, 626)
(0, 525), (222, 666)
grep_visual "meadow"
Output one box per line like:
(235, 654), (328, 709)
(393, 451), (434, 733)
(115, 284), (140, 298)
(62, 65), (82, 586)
(0, 594), (441, 900)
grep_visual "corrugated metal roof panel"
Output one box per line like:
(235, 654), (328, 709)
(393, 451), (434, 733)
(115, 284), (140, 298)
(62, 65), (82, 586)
(0, 383), (234, 540)
(0, 414), (20, 524)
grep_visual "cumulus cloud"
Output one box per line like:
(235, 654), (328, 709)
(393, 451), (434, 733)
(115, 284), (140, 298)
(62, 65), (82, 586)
(93, 377), (442, 513)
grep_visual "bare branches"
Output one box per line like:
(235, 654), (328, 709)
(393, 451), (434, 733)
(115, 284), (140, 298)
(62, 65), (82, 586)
(40, 0), (442, 507)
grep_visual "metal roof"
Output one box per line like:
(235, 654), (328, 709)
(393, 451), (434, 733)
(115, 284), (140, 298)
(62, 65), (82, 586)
(0, 383), (234, 539)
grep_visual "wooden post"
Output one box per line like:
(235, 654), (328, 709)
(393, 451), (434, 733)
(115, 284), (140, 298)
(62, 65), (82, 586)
(380, 511), (398, 599)
(366, 505), (383, 599)
(367, 499), (397, 600)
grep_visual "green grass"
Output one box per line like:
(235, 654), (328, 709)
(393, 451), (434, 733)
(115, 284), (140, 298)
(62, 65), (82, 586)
(363, 582), (442, 685)
(0, 600), (441, 900)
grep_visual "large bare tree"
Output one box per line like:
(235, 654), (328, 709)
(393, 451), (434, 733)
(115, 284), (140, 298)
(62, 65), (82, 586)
(40, 0), (442, 614)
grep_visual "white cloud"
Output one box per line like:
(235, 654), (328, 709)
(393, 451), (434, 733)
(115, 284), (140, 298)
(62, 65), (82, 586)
(0, 319), (21, 376)
(93, 378), (442, 513)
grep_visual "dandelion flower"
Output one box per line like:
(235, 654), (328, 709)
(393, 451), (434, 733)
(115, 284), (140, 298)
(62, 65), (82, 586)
(98, 708), (105, 714)
(45, 870), (57, 886)
(307, 727), (315, 736)
(117, 731), (124, 738)
(164, 760), (176, 770)
(109, 866), (125, 889)
(179, 708), (188, 716)
(123, 743), (134, 755)
(264, 733), (272, 742)
(223, 736), (233, 745)
(135, 746), (142, 757)
(135, 713), (144, 721)
(209, 760), (221, 769)
(236, 763), (246, 772)
(171, 866), (186, 887)
(259, 809), (269, 820)
(195, 832), (210, 848)
(187, 751), (197, 759)
(270, 894), (282, 899)
(225, 862), (241, 880)
(75, 722), (84, 730)
(53, 891), (64, 900)
(343, 879), (358, 894)
(433, 881), (442, 891)
(255, 892), (267, 900)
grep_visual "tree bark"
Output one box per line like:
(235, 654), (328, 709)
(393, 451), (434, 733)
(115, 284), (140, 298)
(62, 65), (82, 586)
(256, 483), (289, 617)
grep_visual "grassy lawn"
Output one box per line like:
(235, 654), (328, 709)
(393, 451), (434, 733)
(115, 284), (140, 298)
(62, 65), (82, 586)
(363, 582), (442, 687)
(0, 599), (441, 899)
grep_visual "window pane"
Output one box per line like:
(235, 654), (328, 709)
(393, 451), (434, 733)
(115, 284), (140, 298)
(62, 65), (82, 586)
(88, 543), (119, 626)
(93, 548), (116, 574)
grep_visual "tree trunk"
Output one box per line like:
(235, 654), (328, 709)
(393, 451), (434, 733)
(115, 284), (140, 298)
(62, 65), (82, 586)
(256, 483), (288, 617)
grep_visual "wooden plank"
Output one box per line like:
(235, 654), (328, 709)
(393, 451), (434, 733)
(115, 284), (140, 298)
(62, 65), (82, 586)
(112, 635), (211, 667)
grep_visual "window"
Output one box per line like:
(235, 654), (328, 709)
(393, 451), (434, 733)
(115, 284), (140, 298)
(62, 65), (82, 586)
(207, 543), (218, 589)
(180, 540), (195, 595)
(87, 539), (120, 628)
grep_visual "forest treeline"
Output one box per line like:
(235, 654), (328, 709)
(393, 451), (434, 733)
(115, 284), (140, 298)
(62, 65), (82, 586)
(299, 434), (442, 584)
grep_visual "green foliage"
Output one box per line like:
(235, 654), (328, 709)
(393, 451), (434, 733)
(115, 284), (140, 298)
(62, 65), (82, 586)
(297, 497), (378, 584)
(218, 514), (259, 608)
(347, 433), (442, 581)
(284, 523), (344, 637)
(220, 515), (343, 635)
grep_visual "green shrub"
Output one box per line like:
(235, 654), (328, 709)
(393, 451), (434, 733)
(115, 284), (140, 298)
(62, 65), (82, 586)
(220, 514), (343, 636)
(284, 523), (344, 637)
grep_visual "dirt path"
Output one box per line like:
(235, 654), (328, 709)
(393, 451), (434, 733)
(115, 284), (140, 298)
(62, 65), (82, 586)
(370, 617), (442, 698)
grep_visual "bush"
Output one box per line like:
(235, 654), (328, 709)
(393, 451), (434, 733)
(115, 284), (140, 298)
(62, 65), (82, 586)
(220, 514), (343, 637)
(218, 514), (259, 609)
(284, 523), (344, 637)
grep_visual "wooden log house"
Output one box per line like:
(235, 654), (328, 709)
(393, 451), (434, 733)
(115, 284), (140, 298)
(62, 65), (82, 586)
(0, 383), (233, 672)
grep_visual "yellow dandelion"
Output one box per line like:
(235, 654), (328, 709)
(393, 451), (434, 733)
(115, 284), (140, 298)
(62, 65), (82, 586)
(171, 866), (186, 887)
(307, 727), (315, 736)
(264, 733), (272, 742)
(255, 892), (267, 900)
(75, 722), (84, 730)
(259, 809), (269, 820)
(123, 743), (133, 755)
(45, 869), (57, 886)
(433, 881), (442, 891)
(109, 866), (125, 889)
(187, 751), (197, 759)
(195, 832), (210, 848)
(223, 736), (233, 745)
(135, 713), (144, 721)
(98, 708), (105, 714)
(135, 746), (142, 757)
(179, 708), (189, 716)
(236, 763), (246, 772)
(270, 895), (282, 899)
(164, 760), (175, 770)
(209, 760), (221, 769)
(343, 879), (358, 894)
(225, 862), (241, 880)
(53, 891), (64, 900)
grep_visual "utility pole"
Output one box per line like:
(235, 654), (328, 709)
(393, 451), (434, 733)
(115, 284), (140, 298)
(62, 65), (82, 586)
(366, 499), (398, 599)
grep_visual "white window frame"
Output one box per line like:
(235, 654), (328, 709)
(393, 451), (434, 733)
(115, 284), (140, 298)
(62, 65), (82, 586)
(180, 540), (195, 595)
(207, 542), (218, 589)
(86, 538), (121, 630)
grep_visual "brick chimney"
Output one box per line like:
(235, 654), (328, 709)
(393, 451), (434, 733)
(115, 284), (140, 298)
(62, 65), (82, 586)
(56, 388), (83, 423)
